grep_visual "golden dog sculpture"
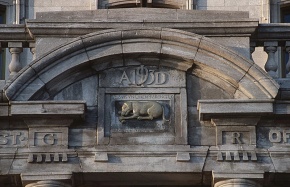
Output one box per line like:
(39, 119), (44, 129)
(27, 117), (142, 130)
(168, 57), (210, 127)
(119, 101), (166, 123)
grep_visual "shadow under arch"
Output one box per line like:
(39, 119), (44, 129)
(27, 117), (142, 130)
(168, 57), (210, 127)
(4, 28), (279, 101)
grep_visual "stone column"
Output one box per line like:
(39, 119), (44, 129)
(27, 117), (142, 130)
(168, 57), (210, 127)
(25, 180), (71, 187)
(264, 41), (278, 78)
(214, 179), (261, 187)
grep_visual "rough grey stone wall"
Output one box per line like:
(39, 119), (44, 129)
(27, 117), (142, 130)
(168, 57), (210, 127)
(32, 0), (97, 17)
(195, 0), (269, 23)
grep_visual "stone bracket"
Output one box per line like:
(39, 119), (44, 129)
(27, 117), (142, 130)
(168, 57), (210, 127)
(27, 153), (68, 163)
(176, 152), (190, 162)
(94, 152), (108, 162)
(217, 150), (257, 161)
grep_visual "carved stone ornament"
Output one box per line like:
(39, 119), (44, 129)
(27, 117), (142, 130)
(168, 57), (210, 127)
(119, 101), (168, 123)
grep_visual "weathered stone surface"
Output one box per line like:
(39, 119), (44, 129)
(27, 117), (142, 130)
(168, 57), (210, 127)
(26, 8), (258, 40)
(1, 3), (289, 186)
(11, 101), (85, 116)
(5, 28), (278, 101)
(0, 103), (8, 116)
(187, 74), (234, 107)
(100, 66), (186, 88)
(211, 37), (251, 59)
(36, 38), (74, 58)
(198, 99), (273, 120)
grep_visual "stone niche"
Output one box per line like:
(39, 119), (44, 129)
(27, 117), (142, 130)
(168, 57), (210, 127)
(97, 64), (187, 145)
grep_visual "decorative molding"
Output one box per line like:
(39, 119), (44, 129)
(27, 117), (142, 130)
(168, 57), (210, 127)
(217, 151), (257, 162)
(197, 99), (274, 121)
(27, 153), (68, 163)
(176, 152), (190, 162)
(94, 152), (108, 162)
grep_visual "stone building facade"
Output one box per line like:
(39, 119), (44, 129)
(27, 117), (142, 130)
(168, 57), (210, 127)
(0, 0), (290, 187)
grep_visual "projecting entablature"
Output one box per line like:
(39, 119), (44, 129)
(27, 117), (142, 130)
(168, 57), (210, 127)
(1, 7), (289, 187)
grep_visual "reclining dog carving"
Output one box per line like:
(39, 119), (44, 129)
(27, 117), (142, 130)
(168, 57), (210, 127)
(119, 101), (167, 123)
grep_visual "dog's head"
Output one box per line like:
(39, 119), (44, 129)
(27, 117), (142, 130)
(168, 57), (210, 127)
(121, 102), (132, 116)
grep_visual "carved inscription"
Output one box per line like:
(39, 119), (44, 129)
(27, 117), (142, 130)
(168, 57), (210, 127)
(29, 128), (68, 147)
(119, 65), (168, 86)
(0, 130), (28, 147)
(269, 130), (290, 143)
(34, 132), (62, 146)
(113, 95), (174, 100)
(99, 65), (186, 88)
(217, 126), (255, 146)
(222, 131), (250, 145)
(232, 132), (243, 144)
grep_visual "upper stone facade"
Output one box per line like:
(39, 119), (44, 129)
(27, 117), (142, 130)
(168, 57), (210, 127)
(1, 1), (290, 187)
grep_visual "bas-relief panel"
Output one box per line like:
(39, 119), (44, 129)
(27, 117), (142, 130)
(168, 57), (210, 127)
(109, 94), (173, 133)
(98, 65), (187, 145)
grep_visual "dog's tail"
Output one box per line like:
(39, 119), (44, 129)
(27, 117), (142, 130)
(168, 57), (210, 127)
(162, 106), (170, 122)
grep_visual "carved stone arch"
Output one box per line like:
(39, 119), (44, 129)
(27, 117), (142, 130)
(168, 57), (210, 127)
(4, 28), (279, 101)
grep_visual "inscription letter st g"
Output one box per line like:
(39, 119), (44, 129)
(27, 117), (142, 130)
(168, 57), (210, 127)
(42, 133), (56, 145)
(0, 133), (9, 145)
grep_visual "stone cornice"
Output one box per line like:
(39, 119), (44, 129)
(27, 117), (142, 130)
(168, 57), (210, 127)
(25, 19), (258, 38)
(25, 9), (258, 38)
(197, 99), (274, 120)
(0, 101), (85, 117)
(0, 24), (33, 45)
(198, 99), (290, 120)
(252, 23), (290, 45)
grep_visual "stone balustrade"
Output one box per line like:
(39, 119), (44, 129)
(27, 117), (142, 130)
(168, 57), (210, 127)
(251, 23), (290, 78)
(2, 22), (290, 82)
(0, 24), (34, 80)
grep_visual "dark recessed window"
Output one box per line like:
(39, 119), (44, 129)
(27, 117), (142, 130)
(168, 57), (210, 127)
(0, 4), (6, 80)
(281, 6), (290, 77)
(108, 0), (184, 9)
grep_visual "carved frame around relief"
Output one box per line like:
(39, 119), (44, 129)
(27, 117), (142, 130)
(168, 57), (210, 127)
(97, 65), (187, 145)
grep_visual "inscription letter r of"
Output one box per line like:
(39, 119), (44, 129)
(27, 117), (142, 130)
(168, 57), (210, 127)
(232, 132), (243, 144)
